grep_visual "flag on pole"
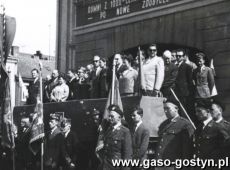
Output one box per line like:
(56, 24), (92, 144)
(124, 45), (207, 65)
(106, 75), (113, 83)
(29, 100), (45, 155)
(0, 64), (15, 148)
(95, 67), (123, 160)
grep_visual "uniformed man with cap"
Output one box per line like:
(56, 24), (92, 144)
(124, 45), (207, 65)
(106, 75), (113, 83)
(193, 101), (230, 160)
(61, 118), (79, 170)
(210, 100), (230, 159)
(99, 104), (132, 170)
(155, 102), (194, 170)
(130, 106), (149, 170)
(44, 113), (73, 170)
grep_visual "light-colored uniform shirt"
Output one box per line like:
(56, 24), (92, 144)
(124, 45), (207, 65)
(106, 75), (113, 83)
(51, 83), (69, 102)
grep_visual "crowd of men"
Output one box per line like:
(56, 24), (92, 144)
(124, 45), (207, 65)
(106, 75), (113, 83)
(8, 99), (230, 170)
(9, 43), (229, 170)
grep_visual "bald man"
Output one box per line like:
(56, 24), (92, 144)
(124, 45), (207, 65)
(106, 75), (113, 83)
(161, 50), (178, 98)
(155, 102), (194, 170)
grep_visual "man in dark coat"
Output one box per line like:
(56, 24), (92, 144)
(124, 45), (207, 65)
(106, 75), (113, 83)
(66, 70), (78, 100)
(175, 49), (195, 123)
(99, 104), (132, 170)
(161, 50), (178, 99)
(193, 102), (230, 160)
(61, 118), (79, 170)
(91, 55), (102, 98)
(155, 102), (194, 170)
(44, 114), (73, 170)
(130, 106), (149, 170)
(15, 115), (34, 170)
(45, 69), (59, 102)
(27, 68), (40, 104)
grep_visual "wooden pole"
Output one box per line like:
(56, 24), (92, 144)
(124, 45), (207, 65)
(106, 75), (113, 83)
(111, 55), (117, 104)
(170, 88), (196, 130)
(39, 61), (44, 170)
(7, 68), (15, 170)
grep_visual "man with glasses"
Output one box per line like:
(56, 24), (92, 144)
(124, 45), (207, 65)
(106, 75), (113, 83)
(91, 55), (102, 98)
(141, 44), (164, 97)
(174, 49), (194, 123)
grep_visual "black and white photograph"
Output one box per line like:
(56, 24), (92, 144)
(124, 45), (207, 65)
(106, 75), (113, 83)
(0, 0), (230, 170)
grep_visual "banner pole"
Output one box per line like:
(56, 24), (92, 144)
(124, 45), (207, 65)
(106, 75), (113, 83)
(170, 88), (196, 130)
(111, 56), (116, 104)
(8, 68), (15, 170)
(39, 61), (44, 170)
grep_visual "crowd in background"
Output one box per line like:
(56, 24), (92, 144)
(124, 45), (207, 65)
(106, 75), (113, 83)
(27, 44), (217, 126)
(6, 44), (229, 170)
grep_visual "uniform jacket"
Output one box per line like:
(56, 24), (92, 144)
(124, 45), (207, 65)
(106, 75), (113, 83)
(67, 78), (78, 100)
(27, 78), (40, 104)
(193, 120), (230, 159)
(131, 123), (150, 161)
(175, 62), (194, 97)
(100, 124), (132, 170)
(142, 57), (165, 91)
(44, 128), (71, 169)
(193, 66), (215, 98)
(155, 117), (194, 161)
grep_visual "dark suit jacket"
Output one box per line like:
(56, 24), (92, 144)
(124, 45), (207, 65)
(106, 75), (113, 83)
(193, 66), (215, 98)
(91, 68), (101, 98)
(63, 131), (79, 167)
(194, 120), (230, 159)
(161, 63), (178, 96)
(44, 128), (71, 168)
(67, 78), (78, 100)
(131, 123), (150, 161)
(155, 117), (194, 161)
(99, 68), (108, 98)
(45, 78), (59, 101)
(27, 79), (40, 104)
(175, 62), (194, 97)
(101, 125), (132, 170)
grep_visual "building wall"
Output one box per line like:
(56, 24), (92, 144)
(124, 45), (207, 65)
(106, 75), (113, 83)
(57, 0), (230, 117)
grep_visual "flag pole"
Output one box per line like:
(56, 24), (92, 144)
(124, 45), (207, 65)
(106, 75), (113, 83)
(111, 56), (116, 104)
(39, 61), (44, 170)
(7, 68), (15, 170)
(170, 88), (196, 130)
(137, 46), (143, 96)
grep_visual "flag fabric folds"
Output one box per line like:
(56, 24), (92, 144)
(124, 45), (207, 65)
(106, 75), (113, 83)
(96, 75), (123, 160)
(0, 64), (15, 148)
(29, 100), (45, 155)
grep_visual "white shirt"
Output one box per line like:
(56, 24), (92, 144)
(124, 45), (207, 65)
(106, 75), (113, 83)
(203, 117), (213, 129)
(135, 120), (142, 132)
(51, 126), (57, 135)
(171, 115), (179, 122)
(216, 117), (223, 123)
(113, 122), (122, 132)
(64, 129), (70, 138)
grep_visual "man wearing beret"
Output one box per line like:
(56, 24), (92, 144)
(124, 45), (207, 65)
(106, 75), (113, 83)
(44, 114), (73, 170)
(155, 102), (194, 170)
(99, 104), (132, 170)
(193, 102), (230, 160)
(130, 106), (149, 170)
